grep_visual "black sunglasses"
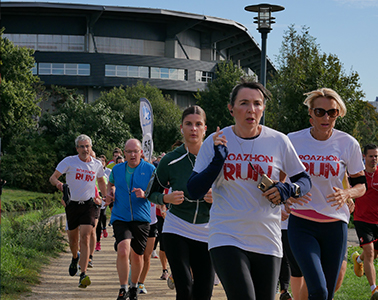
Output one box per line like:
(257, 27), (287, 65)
(312, 108), (339, 118)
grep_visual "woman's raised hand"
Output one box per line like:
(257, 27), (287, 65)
(213, 126), (228, 147)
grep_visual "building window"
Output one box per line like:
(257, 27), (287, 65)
(4, 34), (85, 52)
(38, 63), (90, 76)
(196, 71), (213, 83)
(151, 67), (187, 80)
(105, 65), (149, 78)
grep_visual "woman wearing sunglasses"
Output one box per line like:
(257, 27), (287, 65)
(287, 88), (366, 300)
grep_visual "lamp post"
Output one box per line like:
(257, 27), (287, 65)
(245, 3), (284, 124)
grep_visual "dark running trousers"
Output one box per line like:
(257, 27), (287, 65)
(210, 245), (281, 300)
(288, 214), (347, 300)
(163, 233), (214, 300)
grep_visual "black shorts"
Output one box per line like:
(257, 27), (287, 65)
(65, 200), (97, 230)
(94, 206), (101, 219)
(149, 223), (158, 238)
(113, 220), (150, 255)
(354, 221), (378, 248)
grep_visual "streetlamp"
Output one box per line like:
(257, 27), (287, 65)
(245, 3), (284, 88)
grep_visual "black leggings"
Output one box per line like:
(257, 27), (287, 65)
(96, 208), (107, 242)
(154, 215), (165, 251)
(210, 246), (281, 300)
(163, 233), (214, 300)
(279, 230), (291, 292)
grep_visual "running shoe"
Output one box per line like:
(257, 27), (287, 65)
(78, 273), (91, 288)
(127, 286), (138, 300)
(117, 288), (127, 300)
(103, 228), (108, 238)
(95, 242), (101, 251)
(372, 287), (378, 300)
(138, 283), (148, 294)
(280, 291), (292, 300)
(351, 251), (364, 277)
(69, 253), (80, 276)
(167, 274), (175, 290)
(88, 258), (93, 268)
(151, 250), (158, 258)
(160, 270), (169, 280)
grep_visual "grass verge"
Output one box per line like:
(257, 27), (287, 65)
(1, 188), (66, 300)
(1, 187), (62, 212)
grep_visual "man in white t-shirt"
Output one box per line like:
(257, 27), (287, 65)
(49, 134), (106, 289)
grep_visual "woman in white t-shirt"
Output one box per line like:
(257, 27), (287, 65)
(287, 88), (366, 300)
(187, 79), (311, 300)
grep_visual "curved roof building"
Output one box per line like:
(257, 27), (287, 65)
(2, 2), (276, 109)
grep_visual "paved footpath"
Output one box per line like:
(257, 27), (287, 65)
(20, 225), (227, 300)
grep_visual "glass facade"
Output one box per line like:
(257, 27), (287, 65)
(106, 65), (187, 81)
(38, 63), (90, 76)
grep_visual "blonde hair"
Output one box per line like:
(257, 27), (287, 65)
(303, 88), (346, 117)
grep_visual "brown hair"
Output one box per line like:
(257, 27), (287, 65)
(229, 78), (272, 107)
(181, 105), (206, 124)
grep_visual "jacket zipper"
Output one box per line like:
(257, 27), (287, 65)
(192, 200), (199, 224)
(128, 169), (134, 221)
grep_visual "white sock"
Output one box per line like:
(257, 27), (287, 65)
(357, 256), (363, 264)
(371, 284), (377, 292)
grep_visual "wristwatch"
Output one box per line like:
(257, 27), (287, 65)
(292, 183), (301, 197)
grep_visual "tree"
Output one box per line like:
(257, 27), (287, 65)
(352, 101), (378, 147)
(266, 25), (367, 137)
(39, 86), (132, 162)
(195, 60), (253, 133)
(1, 132), (58, 192)
(95, 82), (182, 153)
(0, 28), (46, 151)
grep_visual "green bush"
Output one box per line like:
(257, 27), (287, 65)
(1, 208), (66, 297)
(1, 132), (58, 193)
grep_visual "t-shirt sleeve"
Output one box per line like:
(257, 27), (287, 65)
(109, 170), (115, 184)
(97, 163), (105, 178)
(281, 135), (306, 177)
(347, 137), (365, 175)
(56, 157), (69, 174)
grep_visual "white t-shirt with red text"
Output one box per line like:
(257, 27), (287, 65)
(56, 155), (104, 201)
(288, 128), (364, 223)
(193, 125), (305, 258)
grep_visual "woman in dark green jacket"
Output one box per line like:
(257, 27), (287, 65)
(148, 105), (214, 300)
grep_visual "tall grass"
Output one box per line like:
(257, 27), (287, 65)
(1, 206), (67, 299)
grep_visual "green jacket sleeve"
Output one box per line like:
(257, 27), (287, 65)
(147, 157), (170, 205)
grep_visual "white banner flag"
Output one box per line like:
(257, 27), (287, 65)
(139, 98), (154, 163)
